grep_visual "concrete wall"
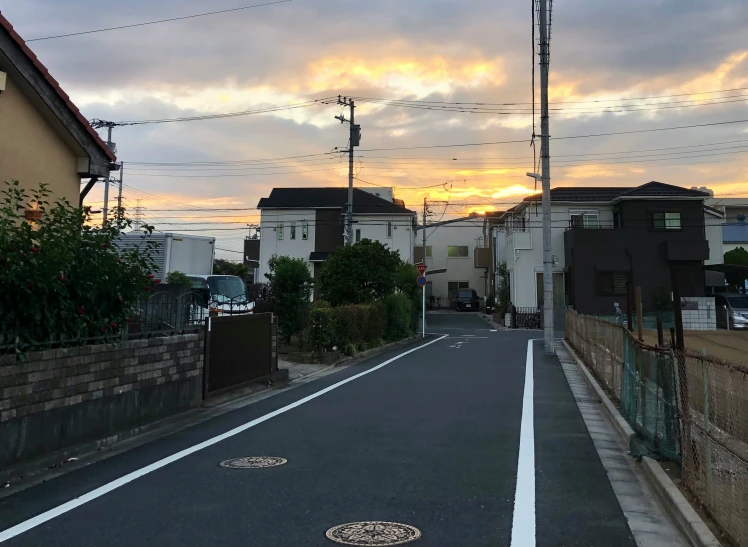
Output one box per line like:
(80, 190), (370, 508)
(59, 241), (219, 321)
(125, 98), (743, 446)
(0, 333), (204, 469)
(704, 212), (724, 265)
(0, 74), (80, 205)
(681, 297), (717, 331)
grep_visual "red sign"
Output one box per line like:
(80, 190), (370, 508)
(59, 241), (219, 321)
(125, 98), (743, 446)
(416, 264), (427, 275)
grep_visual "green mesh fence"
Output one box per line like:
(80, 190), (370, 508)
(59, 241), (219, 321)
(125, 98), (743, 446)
(620, 335), (680, 460)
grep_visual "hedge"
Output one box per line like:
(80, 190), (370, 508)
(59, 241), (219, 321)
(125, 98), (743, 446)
(310, 295), (414, 355)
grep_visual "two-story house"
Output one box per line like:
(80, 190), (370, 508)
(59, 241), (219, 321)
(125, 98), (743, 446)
(414, 215), (488, 307)
(502, 181), (720, 317)
(0, 13), (116, 208)
(250, 187), (416, 288)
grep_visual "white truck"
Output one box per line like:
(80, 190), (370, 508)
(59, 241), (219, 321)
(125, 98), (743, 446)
(116, 232), (216, 281)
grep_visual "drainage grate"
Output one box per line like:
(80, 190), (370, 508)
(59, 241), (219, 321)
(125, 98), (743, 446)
(575, 397), (601, 404)
(219, 456), (287, 469)
(326, 521), (422, 546)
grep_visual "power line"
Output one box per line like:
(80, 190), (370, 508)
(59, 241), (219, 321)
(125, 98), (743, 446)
(27, 0), (292, 42)
(356, 118), (748, 152)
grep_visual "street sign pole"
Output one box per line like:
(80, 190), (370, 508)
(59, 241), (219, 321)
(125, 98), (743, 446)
(416, 264), (427, 338)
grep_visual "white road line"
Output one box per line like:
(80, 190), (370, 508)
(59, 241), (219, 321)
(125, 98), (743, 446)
(0, 335), (448, 544)
(510, 339), (536, 547)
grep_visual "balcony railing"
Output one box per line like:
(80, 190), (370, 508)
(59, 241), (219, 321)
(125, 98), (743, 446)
(566, 221), (617, 230)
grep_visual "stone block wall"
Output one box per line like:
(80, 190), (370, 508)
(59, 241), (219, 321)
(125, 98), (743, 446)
(681, 296), (717, 331)
(0, 333), (204, 469)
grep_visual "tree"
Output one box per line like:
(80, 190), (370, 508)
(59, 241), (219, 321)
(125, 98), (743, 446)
(213, 259), (252, 284)
(0, 181), (157, 348)
(496, 261), (511, 315)
(318, 239), (403, 306)
(724, 247), (748, 292)
(264, 256), (313, 342)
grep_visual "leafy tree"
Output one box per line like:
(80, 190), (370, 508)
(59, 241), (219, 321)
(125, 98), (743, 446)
(496, 261), (511, 315)
(264, 256), (313, 342)
(0, 181), (157, 349)
(724, 247), (748, 292)
(165, 271), (191, 286)
(318, 239), (403, 306)
(213, 258), (253, 284)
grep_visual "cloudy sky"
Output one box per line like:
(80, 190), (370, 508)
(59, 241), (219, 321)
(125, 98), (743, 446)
(3, 0), (748, 258)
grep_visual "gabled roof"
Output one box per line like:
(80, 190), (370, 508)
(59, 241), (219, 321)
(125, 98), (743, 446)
(0, 12), (115, 163)
(521, 181), (710, 205)
(257, 187), (416, 215)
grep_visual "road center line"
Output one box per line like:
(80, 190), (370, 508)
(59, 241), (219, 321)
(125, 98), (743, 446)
(510, 339), (536, 547)
(0, 335), (448, 544)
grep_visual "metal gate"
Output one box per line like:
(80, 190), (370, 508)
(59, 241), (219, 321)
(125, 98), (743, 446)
(204, 313), (274, 397)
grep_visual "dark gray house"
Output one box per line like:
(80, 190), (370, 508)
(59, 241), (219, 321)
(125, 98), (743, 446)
(562, 182), (714, 315)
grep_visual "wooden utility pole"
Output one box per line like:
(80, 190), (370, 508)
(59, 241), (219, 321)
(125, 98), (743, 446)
(636, 286), (643, 341)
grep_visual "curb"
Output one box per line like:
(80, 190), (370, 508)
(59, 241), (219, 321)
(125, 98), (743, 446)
(0, 334), (427, 496)
(560, 340), (722, 547)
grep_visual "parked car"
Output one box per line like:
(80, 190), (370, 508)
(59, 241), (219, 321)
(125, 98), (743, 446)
(454, 288), (481, 311)
(188, 275), (254, 316)
(715, 293), (748, 329)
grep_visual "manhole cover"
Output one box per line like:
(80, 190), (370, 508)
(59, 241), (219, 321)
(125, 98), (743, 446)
(326, 521), (421, 546)
(219, 456), (287, 469)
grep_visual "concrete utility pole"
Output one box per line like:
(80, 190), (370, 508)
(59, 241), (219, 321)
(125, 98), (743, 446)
(102, 125), (113, 227)
(335, 97), (360, 245)
(539, 0), (555, 353)
(116, 161), (124, 221)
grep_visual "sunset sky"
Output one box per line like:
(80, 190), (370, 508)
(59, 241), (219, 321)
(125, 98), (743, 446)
(3, 0), (747, 259)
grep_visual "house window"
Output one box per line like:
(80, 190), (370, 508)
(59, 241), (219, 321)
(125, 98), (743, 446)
(448, 281), (470, 300)
(425, 246), (432, 258)
(290, 223), (296, 240)
(570, 211), (600, 228)
(447, 245), (469, 258)
(650, 211), (681, 230)
(277, 223), (284, 240)
(596, 270), (629, 296)
(302, 221), (309, 240)
(387, 221), (393, 238)
(355, 229), (361, 243)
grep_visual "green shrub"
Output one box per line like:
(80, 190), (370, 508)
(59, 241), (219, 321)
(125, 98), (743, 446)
(384, 293), (413, 340)
(310, 302), (389, 351)
(165, 271), (191, 286)
(365, 302), (386, 343)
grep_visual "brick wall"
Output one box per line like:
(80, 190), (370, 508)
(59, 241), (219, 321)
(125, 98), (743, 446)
(0, 333), (204, 469)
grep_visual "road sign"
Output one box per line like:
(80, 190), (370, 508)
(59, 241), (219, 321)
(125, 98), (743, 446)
(416, 264), (427, 276)
(416, 276), (427, 287)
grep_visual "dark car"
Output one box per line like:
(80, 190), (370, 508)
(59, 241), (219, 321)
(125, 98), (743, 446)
(454, 288), (480, 311)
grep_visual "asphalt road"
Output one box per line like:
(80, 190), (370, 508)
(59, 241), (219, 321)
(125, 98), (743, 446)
(1, 312), (644, 546)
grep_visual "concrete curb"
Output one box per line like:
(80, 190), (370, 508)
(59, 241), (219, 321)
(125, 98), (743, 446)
(560, 340), (722, 547)
(640, 457), (722, 547)
(0, 334), (427, 496)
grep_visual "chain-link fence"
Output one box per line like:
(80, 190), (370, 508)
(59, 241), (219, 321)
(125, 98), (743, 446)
(566, 309), (748, 545)
(566, 310), (625, 401)
(677, 350), (748, 546)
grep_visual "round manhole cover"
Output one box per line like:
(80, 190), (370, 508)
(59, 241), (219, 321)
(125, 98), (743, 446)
(325, 521), (422, 546)
(218, 457), (287, 469)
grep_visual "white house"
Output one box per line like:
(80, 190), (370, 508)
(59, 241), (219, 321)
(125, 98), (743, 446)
(415, 216), (487, 307)
(254, 187), (416, 288)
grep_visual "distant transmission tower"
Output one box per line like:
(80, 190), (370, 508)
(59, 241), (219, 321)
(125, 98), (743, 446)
(133, 200), (144, 231)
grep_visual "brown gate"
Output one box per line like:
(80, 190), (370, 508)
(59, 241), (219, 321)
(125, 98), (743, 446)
(204, 313), (274, 397)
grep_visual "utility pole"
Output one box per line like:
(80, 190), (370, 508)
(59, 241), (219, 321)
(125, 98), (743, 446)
(116, 161), (124, 221)
(422, 197), (427, 256)
(102, 125), (113, 226)
(335, 96), (360, 245)
(422, 197), (428, 337)
(539, 0), (555, 353)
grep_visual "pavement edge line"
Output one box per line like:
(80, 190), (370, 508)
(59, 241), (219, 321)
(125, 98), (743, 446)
(509, 339), (536, 547)
(0, 335), (448, 544)
(560, 340), (722, 547)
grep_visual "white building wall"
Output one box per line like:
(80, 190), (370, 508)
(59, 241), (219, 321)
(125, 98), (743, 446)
(505, 203), (614, 308)
(704, 212), (724, 265)
(422, 219), (486, 304)
(355, 214), (415, 263)
(257, 209), (316, 282)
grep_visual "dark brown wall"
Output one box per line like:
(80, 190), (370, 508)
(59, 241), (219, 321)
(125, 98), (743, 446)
(566, 199), (708, 315)
(315, 209), (344, 252)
